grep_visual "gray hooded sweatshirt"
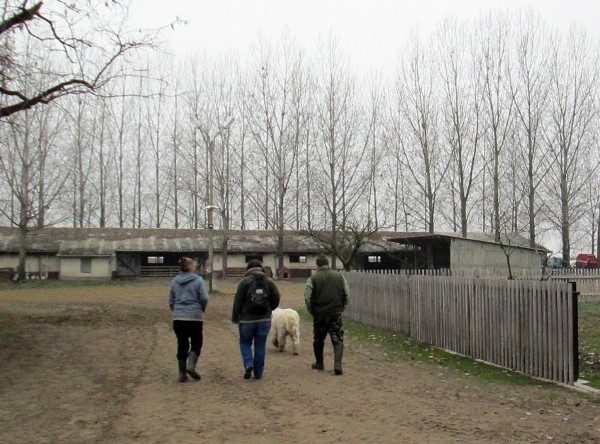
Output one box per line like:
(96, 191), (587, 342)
(168, 272), (209, 321)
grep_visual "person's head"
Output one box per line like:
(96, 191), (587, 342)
(178, 257), (196, 272)
(246, 259), (264, 271)
(316, 254), (329, 268)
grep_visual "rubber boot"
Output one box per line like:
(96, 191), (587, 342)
(178, 359), (188, 383)
(186, 351), (201, 380)
(333, 343), (344, 375)
(311, 343), (324, 371)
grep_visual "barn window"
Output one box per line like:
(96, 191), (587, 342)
(289, 254), (307, 263)
(367, 255), (381, 263)
(147, 256), (164, 264)
(80, 258), (92, 273)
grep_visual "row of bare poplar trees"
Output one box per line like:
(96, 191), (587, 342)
(1, 10), (599, 263)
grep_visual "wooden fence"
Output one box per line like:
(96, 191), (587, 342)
(358, 268), (600, 298)
(344, 272), (578, 385)
(140, 266), (179, 278)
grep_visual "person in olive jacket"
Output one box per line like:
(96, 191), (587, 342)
(304, 254), (349, 375)
(169, 257), (209, 383)
(231, 259), (281, 380)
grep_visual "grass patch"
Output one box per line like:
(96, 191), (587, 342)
(0, 312), (19, 343)
(298, 308), (547, 387)
(578, 301), (600, 389)
(300, 302), (600, 390)
(0, 278), (165, 292)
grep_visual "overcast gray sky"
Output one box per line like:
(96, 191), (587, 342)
(131, 0), (599, 71)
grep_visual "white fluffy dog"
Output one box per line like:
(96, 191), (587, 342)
(270, 308), (300, 355)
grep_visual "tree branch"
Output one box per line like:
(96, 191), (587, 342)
(0, 79), (93, 117)
(0, 1), (43, 36)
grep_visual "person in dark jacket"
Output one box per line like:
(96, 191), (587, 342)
(304, 254), (349, 375)
(232, 259), (281, 380)
(169, 257), (209, 382)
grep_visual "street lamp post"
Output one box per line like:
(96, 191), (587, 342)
(192, 116), (234, 292)
(203, 204), (218, 291)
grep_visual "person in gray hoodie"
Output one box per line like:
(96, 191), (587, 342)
(169, 257), (209, 382)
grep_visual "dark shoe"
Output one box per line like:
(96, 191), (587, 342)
(334, 369), (343, 375)
(178, 359), (188, 383)
(311, 362), (324, 371)
(244, 366), (253, 379)
(254, 375), (262, 380)
(186, 351), (201, 380)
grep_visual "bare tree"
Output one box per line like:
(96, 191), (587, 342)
(163, 64), (184, 228)
(146, 65), (171, 228)
(385, 141), (413, 231)
(475, 12), (515, 242)
(91, 96), (113, 227)
(584, 176), (600, 256)
(133, 72), (147, 228)
(303, 221), (380, 271)
(313, 36), (370, 269)
(545, 27), (599, 265)
(392, 32), (449, 236)
(181, 53), (210, 229)
(66, 94), (95, 228)
(0, 1), (160, 118)
(208, 55), (241, 278)
(106, 71), (133, 228)
(245, 35), (312, 272)
(436, 18), (482, 237)
(0, 102), (69, 278)
(364, 72), (386, 230)
(508, 12), (552, 247)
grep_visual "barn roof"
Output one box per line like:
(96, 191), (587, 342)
(0, 227), (548, 256)
(387, 231), (550, 253)
(0, 227), (327, 256)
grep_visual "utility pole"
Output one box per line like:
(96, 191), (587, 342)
(192, 116), (234, 292)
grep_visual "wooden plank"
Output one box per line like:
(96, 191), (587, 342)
(557, 282), (565, 384)
(343, 271), (575, 385)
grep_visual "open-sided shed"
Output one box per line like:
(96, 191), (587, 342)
(386, 232), (549, 277)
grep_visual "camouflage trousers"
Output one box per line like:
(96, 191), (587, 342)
(312, 312), (344, 348)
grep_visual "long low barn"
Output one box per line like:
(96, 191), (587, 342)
(0, 227), (549, 280)
(0, 227), (331, 280)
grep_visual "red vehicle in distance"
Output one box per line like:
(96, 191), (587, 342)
(575, 253), (598, 269)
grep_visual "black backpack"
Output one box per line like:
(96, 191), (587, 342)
(246, 275), (270, 314)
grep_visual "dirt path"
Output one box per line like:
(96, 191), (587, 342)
(0, 279), (599, 443)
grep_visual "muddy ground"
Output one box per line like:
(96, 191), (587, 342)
(0, 279), (599, 443)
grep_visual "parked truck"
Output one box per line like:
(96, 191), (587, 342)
(575, 253), (598, 269)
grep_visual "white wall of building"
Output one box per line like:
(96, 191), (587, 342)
(0, 254), (59, 276)
(451, 238), (543, 277)
(59, 256), (113, 280)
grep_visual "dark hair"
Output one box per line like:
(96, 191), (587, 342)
(246, 259), (264, 271)
(316, 254), (329, 266)
(178, 257), (196, 272)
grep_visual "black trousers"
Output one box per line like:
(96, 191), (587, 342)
(173, 320), (204, 360)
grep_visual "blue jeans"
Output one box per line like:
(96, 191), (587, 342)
(239, 321), (271, 378)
